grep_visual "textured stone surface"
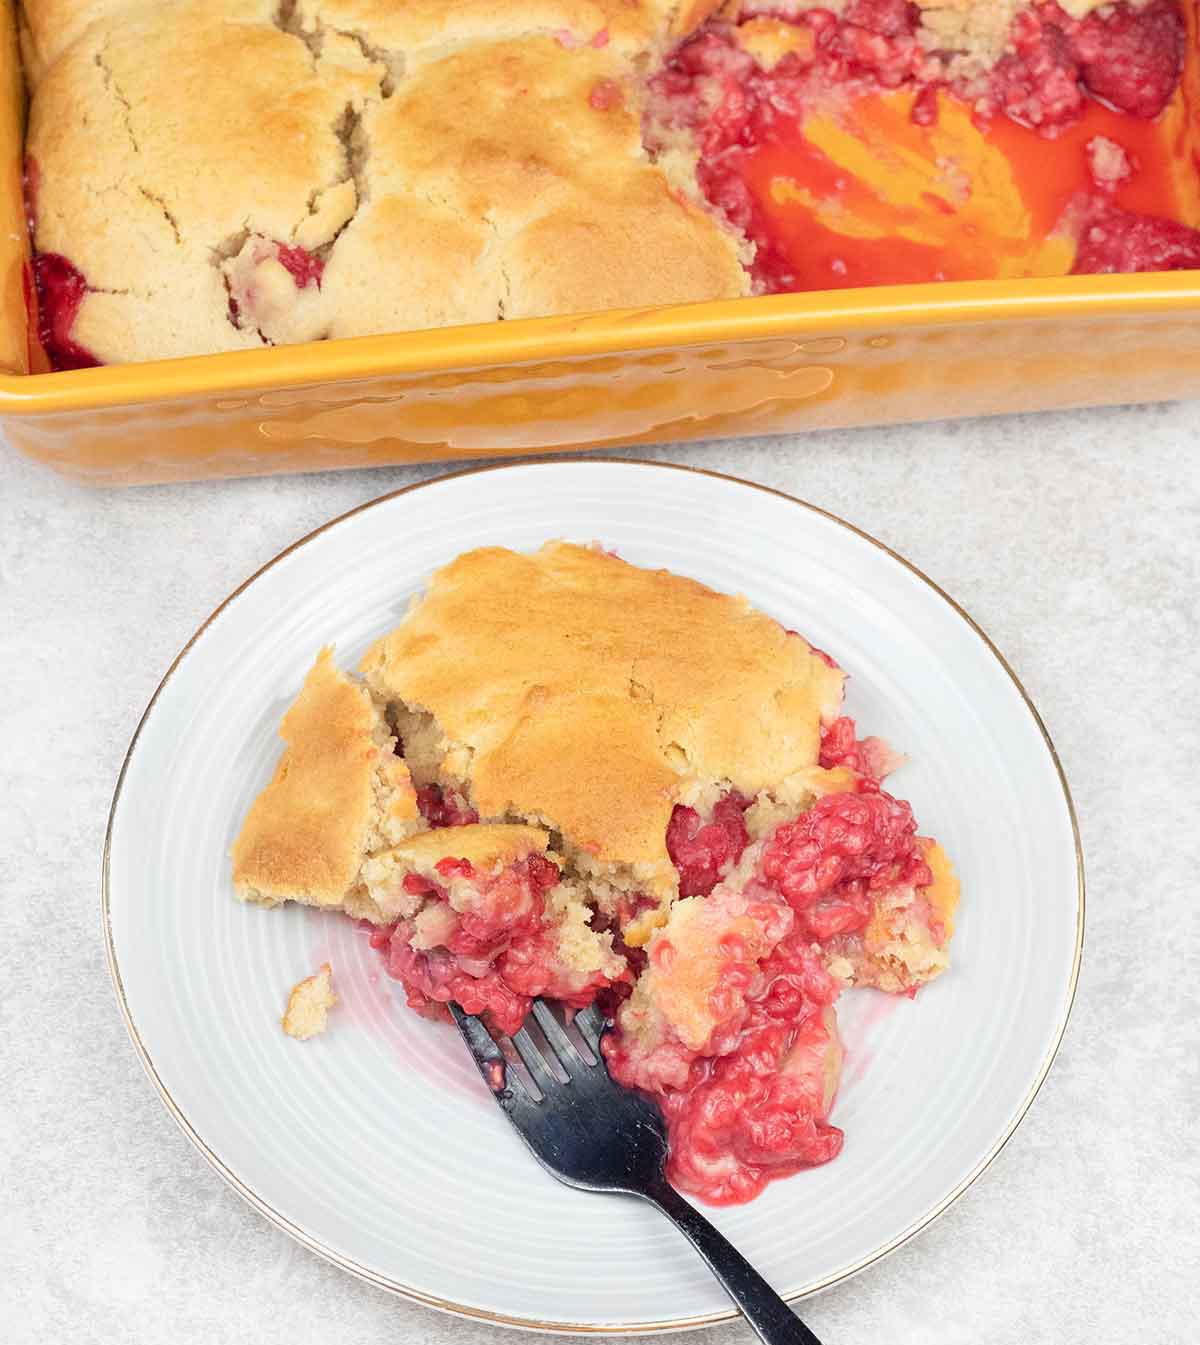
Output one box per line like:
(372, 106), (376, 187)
(2, 402), (1197, 1343)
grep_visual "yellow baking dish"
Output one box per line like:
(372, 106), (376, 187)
(3, 0), (1200, 487)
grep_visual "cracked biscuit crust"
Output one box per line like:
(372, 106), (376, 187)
(18, 0), (138, 86)
(232, 647), (419, 914)
(360, 542), (846, 897)
(24, 0), (745, 363)
(320, 36), (749, 336)
(371, 823), (551, 885)
(293, 0), (727, 60)
(26, 0), (383, 364)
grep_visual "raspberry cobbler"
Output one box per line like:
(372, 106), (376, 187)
(20, 0), (1200, 369)
(232, 543), (960, 1206)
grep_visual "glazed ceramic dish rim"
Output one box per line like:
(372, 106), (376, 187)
(101, 459), (1085, 1335)
(5, 271), (1200, 409)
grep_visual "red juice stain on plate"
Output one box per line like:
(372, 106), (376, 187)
(840, 988), (907, 1091)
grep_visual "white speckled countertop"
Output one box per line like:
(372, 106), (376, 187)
(2, 407), (1197, 1345)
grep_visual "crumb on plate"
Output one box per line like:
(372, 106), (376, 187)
(282, 962), (336, 1040)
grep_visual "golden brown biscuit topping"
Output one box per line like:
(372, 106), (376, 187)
(381, 823), (551, 874)
(231, 648), (417, 911)
(23, 0), (745, 364)
(361, 541), (845, 897)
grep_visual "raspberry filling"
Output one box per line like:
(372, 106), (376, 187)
(415, 783), (480, 828)
(601, 777), (943, 1203)
(818, 714), (903, 779)
(274, 243), (325, 290)
(604, 896), (845, 1204)
(646, 0), (1199, 292)
(656, 936), (843, 1205)
(370, 853), (616, 1036)
(761, 790), (932, 941)
(666, 794), (751, 896)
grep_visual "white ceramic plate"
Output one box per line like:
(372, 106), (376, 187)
(104, 460), (1082, 1334)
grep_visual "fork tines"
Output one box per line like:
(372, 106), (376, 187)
(450, 1000), (607, 1105)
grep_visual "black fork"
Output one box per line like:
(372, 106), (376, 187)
(450, 1000), (826, 1345)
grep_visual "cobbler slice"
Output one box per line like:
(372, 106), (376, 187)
(232, 543), (959, 1205)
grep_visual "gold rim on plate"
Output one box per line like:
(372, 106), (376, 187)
(101, 458), (1085, 1336)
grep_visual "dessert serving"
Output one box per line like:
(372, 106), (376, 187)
(232, 542), (960, 1206)
(21, 0), (1200, 370)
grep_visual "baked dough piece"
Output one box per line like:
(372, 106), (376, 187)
(618, 885), (793, 1063)
(292, 0), (727, 60)
(360, 542), (845, 916)
(25, 0), (386, 364)
(231, 648), (420, 915)
(282, 963), (337, 1039)
(319, 36), (749, 339)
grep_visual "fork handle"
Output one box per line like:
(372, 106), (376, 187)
(642, 1179), (826, 1345)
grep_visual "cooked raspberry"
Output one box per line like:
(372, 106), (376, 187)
(373, 919), (534, 1035)
(497, 932), (617, 1009)
(761, 790), (930, 940)
(524, 853), (563, 895)
(449, 866), (544, 959)
(434, 856), (475, 880)
(415, 783), (480, 828)
(402, 872), (438, 897)
(370, 854), (618, 1035)
(844, 0), (917, 39)
(818, 715), (903, 780)
(666, 794), (751, 896)
(818, 715), (860, 771)
(987, 8), (1086, 132)
(1072, 203), (1200, 273)
(1073, 0), (1184, 120)
(275, 242), (325, 289)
